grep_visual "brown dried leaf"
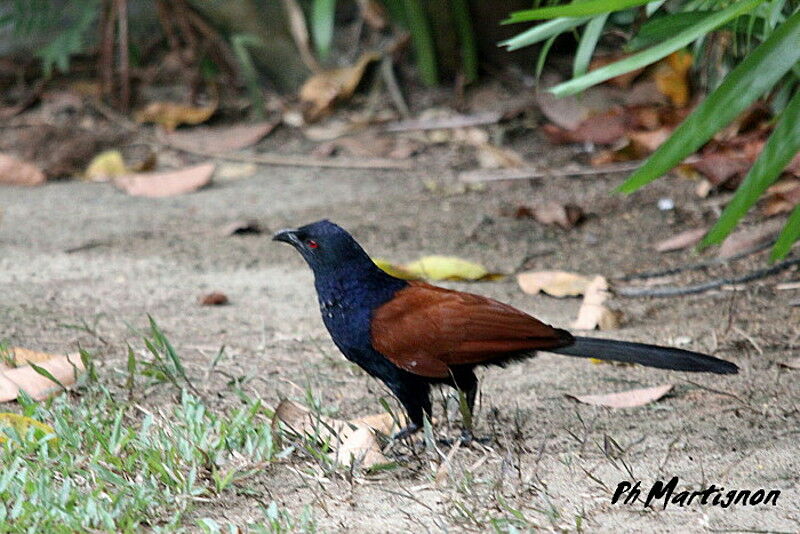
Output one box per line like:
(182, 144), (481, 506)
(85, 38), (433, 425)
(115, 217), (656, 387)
(762, 178), (800, 216)
(114, 163), (214, 198)
(542, 110), (627, 146)
(567, 384), (673, 408)
(529, 202), (585, 229)
(0, 352), (85, 402)
(718, 219), (783, 259)
(200, 292), (229, 306)
(134, 101), (217, 132)
(778, 357), (800, 370)
(300, 52), (380, 121)
(517, 271), (593, 298)
(0, 154), (46, 186)
(654, 51), (692, 107)
(161, 122), (277, 153)
(572, 276), (621, 330)
(691, 153), (751, 187)
(331, 426), (389, 468)
(654, 228), (707, 252)
(590, 54), (644, 88)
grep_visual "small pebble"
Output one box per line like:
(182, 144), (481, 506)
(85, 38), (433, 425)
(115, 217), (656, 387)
(658, 198), (675, 211)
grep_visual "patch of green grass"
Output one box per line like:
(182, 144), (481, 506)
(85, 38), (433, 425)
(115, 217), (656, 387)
(0, 320), (304, 533)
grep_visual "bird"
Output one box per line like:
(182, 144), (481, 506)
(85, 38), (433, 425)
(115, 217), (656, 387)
(274, 220), (738, 441)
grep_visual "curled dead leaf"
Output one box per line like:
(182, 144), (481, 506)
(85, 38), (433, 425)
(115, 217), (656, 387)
(525, 202), (585, 229)
(572, 276), (620, 330)
(134, 100), (217, 132)
(114, 163), (214, 198)
(300, 52), (380, 122)
(718, 219), (783, 259)
(778, 357), (800, 370)
(84, 150), (129, 182)
(567, 384), (673, 408)
(0, 154), (46, 186)
(654, 51), (692, 108)
(517, 271), (592, 298)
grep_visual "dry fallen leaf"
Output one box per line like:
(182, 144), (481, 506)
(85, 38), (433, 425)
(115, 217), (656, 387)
(0, 413), (56, 443)
(200, 292), (229, 306)
(567, 384), (673, 408)
(0, 153), (46, 186)
(378, 255), (503, 282)
(543, 110), (628, 146)
(114, 163), (215, 198)
(718, 219), (783, 259)
(161, 121), (277, 153)
(762, 178), (800, 216)
(654, 228), (708, 252)
(134, 100), (217, 131)
(84, 150), (129, 182)
(525, 202), (585, 229)
(300, 52), (380, 121)
(517, 271), (592, 298)
(654, 51), (692, 108)
(572, 276), (621, 330)
(476, 143), (525, 169)
(273, 400), (392, 468)
(0, 350), (85, 402)
(778, 357), (800, 370)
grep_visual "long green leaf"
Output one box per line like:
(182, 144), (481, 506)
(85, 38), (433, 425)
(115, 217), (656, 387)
(500, 16), (591, 51)
(551, 0), (765, 97)
(451, 0), (478, 83)
(618, 7), (800, 193)
(771, 205), (800, 260)
(702, 86), (800, 248)
(311, 0), (336, 61)
(505, 0), (651, 23)
(573, 13), (608, 77)
(403, 0), (438, 86)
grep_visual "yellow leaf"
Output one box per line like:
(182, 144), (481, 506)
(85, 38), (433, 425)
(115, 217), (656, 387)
(84, 150), (129, 182)
(654, 50), (692, 108)
(372, 258), (418, 280)
(0, 413), (56, 444)
(134, 101), (217, 131)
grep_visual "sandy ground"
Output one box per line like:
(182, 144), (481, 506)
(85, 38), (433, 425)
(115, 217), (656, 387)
(1, 136), (799, 532)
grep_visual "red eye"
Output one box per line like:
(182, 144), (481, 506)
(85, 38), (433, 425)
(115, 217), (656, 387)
(306, 239), (319, 249)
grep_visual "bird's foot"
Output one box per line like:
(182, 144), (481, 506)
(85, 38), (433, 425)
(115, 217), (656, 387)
(436, 429), (491, 447)
(391, 423), (420, 441)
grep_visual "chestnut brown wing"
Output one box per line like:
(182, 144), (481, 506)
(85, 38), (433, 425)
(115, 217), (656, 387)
(371, 281), (572, 378)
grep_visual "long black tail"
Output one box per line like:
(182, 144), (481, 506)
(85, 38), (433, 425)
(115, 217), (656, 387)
(550, 336), (738, 374)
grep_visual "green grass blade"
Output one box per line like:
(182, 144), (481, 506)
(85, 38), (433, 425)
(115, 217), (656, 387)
(702, 86), (800, 248)
(28, 362), (66, 391)
(771, 205), (800, 260)
(451, 0), (478, 83)
(551, 0), (766, 97)
(402, 0), (438, 86)
(505, 0), (651, 23)
(500, 16), (590, 51)
(311, 0), (336, 61)
(617, 7), (800, 194)
(573, 13), (608, 77)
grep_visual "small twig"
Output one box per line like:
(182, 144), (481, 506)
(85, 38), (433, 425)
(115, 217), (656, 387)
(100, 0), (117, 100)
(116, 0), (130, 112)
(617, 240), (774, 281)
(380, 57), (410, 119)
(615, 255), (800, 298)
(458, 161), (643, 183)
(385, 111), (502, 133)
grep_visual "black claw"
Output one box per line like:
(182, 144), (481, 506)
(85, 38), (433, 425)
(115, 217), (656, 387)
(391, 423), (420, 440)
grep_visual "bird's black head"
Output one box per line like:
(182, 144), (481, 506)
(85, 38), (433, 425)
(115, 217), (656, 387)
(273, 219), (377, 277)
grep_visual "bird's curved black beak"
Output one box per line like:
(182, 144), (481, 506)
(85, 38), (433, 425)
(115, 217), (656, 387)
(272, 228), (301, 247)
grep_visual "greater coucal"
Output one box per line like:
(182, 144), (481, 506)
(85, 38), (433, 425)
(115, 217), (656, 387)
(274, 220), (738, 440)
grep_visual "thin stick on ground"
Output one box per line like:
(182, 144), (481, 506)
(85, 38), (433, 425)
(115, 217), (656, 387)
(615, 255), (800, 298)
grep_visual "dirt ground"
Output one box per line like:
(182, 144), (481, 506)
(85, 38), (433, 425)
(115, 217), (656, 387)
(2, 125), (799, 532)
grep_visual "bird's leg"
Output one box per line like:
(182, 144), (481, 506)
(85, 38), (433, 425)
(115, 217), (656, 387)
(389, 377), (431, 441)
(451, 368), (478, 444)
